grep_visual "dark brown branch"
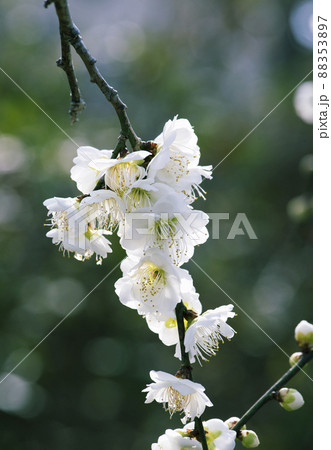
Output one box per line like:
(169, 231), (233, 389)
(56, 36), (85, 123)
(46, 0), (150, 151)
(45, 0), (84, 123)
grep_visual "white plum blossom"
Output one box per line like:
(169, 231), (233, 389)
(175, 305), (236, 364)
(44, 195), (80, 217)
(143, 370), (213, 423)
(89, 150), (151, 196)
(71, 146), (151, 197)
(146, 314), (180, 347)
(146, 292), (202, 347)
(43, 118), (244, 450)
(120, 181), (180, 214)
(114, 249), (197, 319)
(152, 429), (202, 450)
(184, 419), (236, 450)
(147, 116), (212, 201)
(80, 189), (124, 230)
(45, 117), (213, 270)
(152, 418), (236, 450)
(122, 178), (159, 212)
(70, 146), (114, 194)
(43, 195), (112, 264)
(119, 190), (209, 265)
(181, 165), (213, 203)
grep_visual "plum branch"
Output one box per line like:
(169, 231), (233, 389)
(232, 350), (313, 433)
(175, 302), (209, 450)
(44, 0), (154, 155)
(177, 300), (313, 447)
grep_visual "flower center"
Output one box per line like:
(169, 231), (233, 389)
(126, 187), (152, 211)
(151, 217), (178, 241)
(50, 211), (69, 230)
(133, 261), (166, 301)
(166, 386), (186, 416)
(93, 197), (122, 230)
(167, 153), (190, 182)
(105, 161), (144, 195)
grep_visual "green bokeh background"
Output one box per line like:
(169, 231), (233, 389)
(0, 0), (312, 449)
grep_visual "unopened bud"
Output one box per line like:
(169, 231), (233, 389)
(277, 388), (304, 411)
(294, 320), (313, 350)
(289, 352), (303, 367)
(240, 430), (260, 448)
(224, 416), (245, 430)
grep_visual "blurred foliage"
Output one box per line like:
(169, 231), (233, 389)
(0, 0), (312, 449)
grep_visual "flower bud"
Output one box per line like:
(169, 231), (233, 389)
(240, 430), (260, 448)
(224, 416), (245, 430)
(278, 388), (304, 411)
(294, 320), (313, 350)
(289, 352), (303, 367)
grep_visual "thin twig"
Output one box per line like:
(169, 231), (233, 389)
(45, 0), (84, 123)
(232, 351), (313, 433)
(46, 0), (154, 152)
(56, 33), (85, 123)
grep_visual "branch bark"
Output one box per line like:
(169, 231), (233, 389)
(232, 350), (313, 433)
